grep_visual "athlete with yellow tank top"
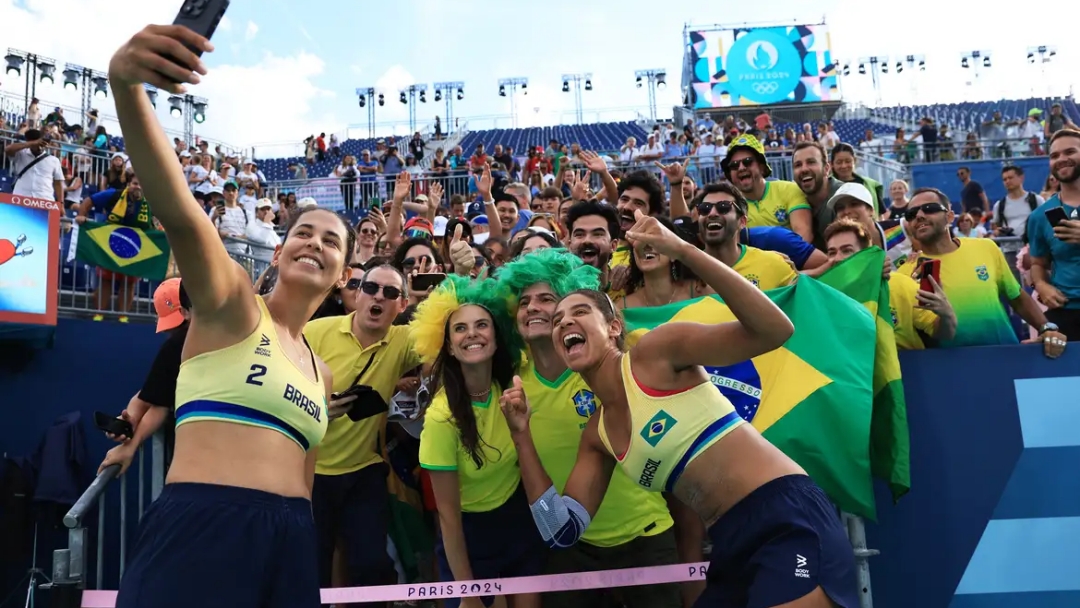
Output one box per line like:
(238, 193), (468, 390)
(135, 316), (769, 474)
(503, 211), (859, 608)
(496, 248), (681, 608)
(108, 24), (354, 608)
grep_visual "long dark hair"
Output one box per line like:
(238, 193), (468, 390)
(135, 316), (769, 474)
(626, 216), (697, 294)
(431, 309), (516, 469)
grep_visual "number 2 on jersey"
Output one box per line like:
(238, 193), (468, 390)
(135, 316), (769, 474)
(246, 364), (268, 386)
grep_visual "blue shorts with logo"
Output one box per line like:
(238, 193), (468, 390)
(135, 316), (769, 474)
(115, 482), (320, 608)
(693, 474), (859, 608)
(436, 483), (547, 608)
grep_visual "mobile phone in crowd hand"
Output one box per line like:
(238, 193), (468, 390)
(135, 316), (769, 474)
(173, 0), (230, 55)
(1046, 206), (1069, 228)
(94, 411), (134, 439)
(412, 273), (447, 292)
(919, 259), (941, 293)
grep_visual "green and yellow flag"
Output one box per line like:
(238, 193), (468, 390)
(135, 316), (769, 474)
(819, 247), (911, 503)
(623, 276), (880, 519)
(71, 221), (171, 280)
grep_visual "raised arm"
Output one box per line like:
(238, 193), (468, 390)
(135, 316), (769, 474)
(108, 26), (252, 322)
(627, 211), (794, 369)
(501, 377), (612, 548)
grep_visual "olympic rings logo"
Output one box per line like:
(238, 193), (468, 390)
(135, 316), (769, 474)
(752, 82), (780, 94)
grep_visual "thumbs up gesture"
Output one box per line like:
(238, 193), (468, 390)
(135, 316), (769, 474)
(499, 375), (531, 433)
(448, 223), (475, 276)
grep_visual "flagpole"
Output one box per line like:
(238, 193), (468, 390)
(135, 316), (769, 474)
(842, 512), (878, 608)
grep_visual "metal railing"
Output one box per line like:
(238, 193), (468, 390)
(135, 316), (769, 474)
(48, 431), (166, 595)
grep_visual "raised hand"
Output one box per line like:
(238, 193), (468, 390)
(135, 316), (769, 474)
(448, 223), (475, 275)
(625, 209), (687, 260)
(393, 172), (412, 202)
(109, 25), (212, 94)
(429, 182), (444, 210)
(914, 276), (954, 317)
(579, 150), (609, 173)
(499, 375), (531, 433)
(653, 158), (688, 183)
(475, 164), (493, 200)
(368, 205), (387, 233)
(571, 170), (592, 201)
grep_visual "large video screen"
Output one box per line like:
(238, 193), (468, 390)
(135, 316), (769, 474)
(0, 193), (60, 326)
(688, 24), (837, 108)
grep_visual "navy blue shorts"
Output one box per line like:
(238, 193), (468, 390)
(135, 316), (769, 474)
(115, 483), (320, 608)
(694, 475), (859, 608)
(436, 483), (547, 608)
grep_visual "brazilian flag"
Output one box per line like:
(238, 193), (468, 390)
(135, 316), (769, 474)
(819, 247), (911, 504)
(74, 221), (171, 280)
(623, 274), (880, 519)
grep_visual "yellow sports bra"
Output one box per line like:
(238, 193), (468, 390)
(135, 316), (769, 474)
(597, 352), (745, 493)
(175, 296), (328, 451)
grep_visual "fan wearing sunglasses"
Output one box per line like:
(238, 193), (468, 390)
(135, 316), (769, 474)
(303, 263), (424, 598)
(691, 182), (798, 291)
(896, 188), (1068, 357)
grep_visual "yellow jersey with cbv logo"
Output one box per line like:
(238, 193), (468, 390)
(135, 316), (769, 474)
(175, 296), (329, 451)
(598, 352), (745, 493)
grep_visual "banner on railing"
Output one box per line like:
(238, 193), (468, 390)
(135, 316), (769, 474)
(0, 192), (60, 326)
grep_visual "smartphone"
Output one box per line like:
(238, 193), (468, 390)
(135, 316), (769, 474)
(173, 0), (230, 57)
(1046, 207), (1069, 228)
(331, 385), (388, 422)
(412, 273), (447, 292)
(94, 411), (134, 439)
(370, 197), (382, 210)
(919, 259), (941, 293)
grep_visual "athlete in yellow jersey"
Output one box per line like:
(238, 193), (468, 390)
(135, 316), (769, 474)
(497, 249), (680, 608)
(504, 212), (859, 608)
(108, 25), (353, 608)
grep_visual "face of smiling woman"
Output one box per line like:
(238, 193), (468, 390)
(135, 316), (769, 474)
(447, 304), (497, 366)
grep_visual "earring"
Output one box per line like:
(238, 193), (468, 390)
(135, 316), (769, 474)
(671, 263), (678, 281)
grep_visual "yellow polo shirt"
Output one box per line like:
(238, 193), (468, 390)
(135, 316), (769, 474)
(731, 244), (798, 290)
(304, 317), (420, 476)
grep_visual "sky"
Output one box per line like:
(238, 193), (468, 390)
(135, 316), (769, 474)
(1, 0), (1075, 157)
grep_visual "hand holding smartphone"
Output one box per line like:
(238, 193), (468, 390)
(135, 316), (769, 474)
(411, 273), (447, 292)
(919, 259), (942, 293)
(173, 0), (231, 58)
(1046, 207), (1069, 228)
(94, 411), (134, 440)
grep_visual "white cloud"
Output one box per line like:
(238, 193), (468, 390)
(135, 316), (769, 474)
(217, 15), (233, 32)
(0, 0), (337, 150)
(244, 21), (259, 43)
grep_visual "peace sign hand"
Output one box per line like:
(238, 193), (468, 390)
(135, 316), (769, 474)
(499, 375), (531, 433)
(448, 223), (475, 275)
(653, 158), (688, 183)
(571, 170), (592, 202)
(625, 209), (688, 261)
(393, 172), (412, 203)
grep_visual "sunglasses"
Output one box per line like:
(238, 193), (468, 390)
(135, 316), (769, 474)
(360, 281), (402, 300)
(903, 202), (949, 222)
(344, 278), (363, 290)
(359, 228), (378, 236)
(729, 157), (756, 170)
(697, 201), (737, 216)
(402, 255), (432, 269)
(404, 228), (431, 240)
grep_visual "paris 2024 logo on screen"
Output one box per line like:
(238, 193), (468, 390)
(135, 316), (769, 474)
(726, 30), (802, 105)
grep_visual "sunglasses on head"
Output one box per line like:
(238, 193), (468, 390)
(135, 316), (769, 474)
(903, 202), (949, 222)
(730, 157), (756, 170)
(697, 200), (737, 216)
(360, 281), (402, 300)
(404, 228), (431, 240)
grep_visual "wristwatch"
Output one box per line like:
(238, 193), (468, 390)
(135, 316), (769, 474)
(1039, 322), (1060, 335)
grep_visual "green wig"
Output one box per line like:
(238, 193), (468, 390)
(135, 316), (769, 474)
(497, 248), (601, 302)
(408, 273), (524, 367)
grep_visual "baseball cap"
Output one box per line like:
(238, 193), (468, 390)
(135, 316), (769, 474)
(256, 198), (274, 209)
(388, 391), (424, 439)
(298, 197), (318, 208)
(403, 217), (434, 239)
(433, 215), (449, 237)
(826, 183), (875, 212)
(153, 278), (186, 333)
(223, 181), (238, 191)
(469, 215), (489, 226)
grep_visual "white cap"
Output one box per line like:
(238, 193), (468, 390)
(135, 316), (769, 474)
(826, 183), (875, 212)
(256, 198), (274, 209)
(298, 197), (318, 208)
(179, 150), (191, 158)
(472, 232), (490, 245)
(210, 185), (224, 195)
(432, 216), (449, 237)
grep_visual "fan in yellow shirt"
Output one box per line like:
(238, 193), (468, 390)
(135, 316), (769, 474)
(691, 182), (799, 291)
(721, 134), (813, 242)
(823, 220), (957, 348)
(497, 248), (683, 608)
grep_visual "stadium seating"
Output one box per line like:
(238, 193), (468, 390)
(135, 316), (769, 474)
(872, 96), (1080, 134)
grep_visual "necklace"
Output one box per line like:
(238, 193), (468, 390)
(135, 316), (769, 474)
(469, 388), (491, 398)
